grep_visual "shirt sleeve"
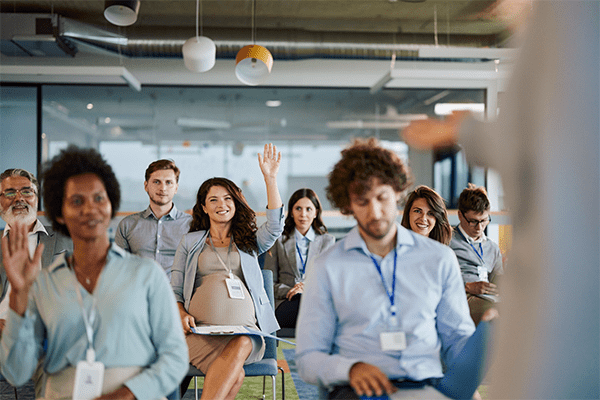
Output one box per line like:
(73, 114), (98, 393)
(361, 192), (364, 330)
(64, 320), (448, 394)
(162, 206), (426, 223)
(436, 251), (476, 366)
(0, 297), (45, 387)
(295, 253), (361, 388)
(124, 262), (189, 399)
(256, 207), (285, 255)
(114, 219), (130, 252)
(263, 239), (292, 300)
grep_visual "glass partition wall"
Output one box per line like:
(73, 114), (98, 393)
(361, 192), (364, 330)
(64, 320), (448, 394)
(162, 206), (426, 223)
(39, 85), (486, 214)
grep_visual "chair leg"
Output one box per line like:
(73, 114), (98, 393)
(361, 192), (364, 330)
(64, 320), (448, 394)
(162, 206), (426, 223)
(14, 386), (19, 400)
(194, 376), (198, 400)
(278, 366), (285, 400)
(271, 375), (276, 400)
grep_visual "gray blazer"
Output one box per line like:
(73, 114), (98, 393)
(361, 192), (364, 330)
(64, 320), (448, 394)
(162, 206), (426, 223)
(263, 232), (335, 309)
(0, 223), (73, 303)
(171, 208), (284, 335)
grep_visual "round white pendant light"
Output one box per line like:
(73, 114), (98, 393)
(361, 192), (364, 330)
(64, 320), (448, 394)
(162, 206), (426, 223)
(183, 36), (216, 73)
(235, 44), (273, 86)
(182, 0), (216, 73)
(104, 0), (140, 27)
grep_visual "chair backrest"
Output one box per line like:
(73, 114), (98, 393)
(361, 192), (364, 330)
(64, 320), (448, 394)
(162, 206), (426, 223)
(261, 269), (277, 360)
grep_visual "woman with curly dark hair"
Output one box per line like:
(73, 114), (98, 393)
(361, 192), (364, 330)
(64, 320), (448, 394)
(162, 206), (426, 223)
(171, 143), (284, 400)
(401, 185), (452, 245)
(264, 188), (335, 329)
(0, 146), (188, 399)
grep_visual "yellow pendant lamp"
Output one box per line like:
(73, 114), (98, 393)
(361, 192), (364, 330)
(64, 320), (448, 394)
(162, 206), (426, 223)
(235, 0), (273, 86)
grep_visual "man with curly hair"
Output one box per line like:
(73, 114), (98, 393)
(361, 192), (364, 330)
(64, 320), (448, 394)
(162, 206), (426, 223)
(296, 138), (486, 400)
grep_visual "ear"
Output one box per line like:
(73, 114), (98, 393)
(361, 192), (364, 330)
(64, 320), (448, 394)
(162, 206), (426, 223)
(56, 216), (65, 225)
(174, 182), (179, 193)
(202, 204), (207, 214)
(144, 180), (149, 193)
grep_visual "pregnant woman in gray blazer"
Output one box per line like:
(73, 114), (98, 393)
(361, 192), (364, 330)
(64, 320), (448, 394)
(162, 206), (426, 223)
(264, 188), (335, 329)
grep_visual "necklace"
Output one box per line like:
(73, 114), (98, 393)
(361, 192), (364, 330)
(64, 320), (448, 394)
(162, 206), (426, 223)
(70, 257), (96, 286)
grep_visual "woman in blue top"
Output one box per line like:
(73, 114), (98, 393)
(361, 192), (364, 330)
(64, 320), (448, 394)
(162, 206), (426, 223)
(0, 146), (188, 399)
(171, 143), (284, 400)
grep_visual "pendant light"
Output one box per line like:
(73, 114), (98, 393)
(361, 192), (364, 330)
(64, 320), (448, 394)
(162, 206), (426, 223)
(235, 0), (273, 86)
(104, 0), (140, 27)
(182, 0), (216, 73)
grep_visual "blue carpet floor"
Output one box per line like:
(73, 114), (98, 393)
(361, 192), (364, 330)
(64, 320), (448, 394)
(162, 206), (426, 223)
(0, 380), (35, 400)
(283, 349), (319, 400)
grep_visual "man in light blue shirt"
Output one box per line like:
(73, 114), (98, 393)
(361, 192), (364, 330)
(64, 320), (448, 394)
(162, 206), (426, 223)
(115, 159), (191, 278)
(296, 138), (478, 399)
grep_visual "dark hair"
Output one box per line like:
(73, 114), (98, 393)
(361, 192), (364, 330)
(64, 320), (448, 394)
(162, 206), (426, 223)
(327, 138), (412, 214)
(401, 185), (452, 245)
(189, 177), (258, 254)
(42, 146), (120, 237)
(145, 159), (180, 182)
(457, 183), (490, 215)
(0, 168), (39, 194)
(282, 188), (327, 242)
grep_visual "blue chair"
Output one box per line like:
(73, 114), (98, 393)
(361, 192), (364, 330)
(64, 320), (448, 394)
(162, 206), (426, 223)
(186, 269), (285, 400)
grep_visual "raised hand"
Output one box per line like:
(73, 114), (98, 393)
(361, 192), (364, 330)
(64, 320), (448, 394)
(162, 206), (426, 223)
(1, 222), (43, 292)
(257, 143), (281, 181)
(258, 143), (283, 210)
(401, 111), (468, 150)
(1, 221), (44, 315)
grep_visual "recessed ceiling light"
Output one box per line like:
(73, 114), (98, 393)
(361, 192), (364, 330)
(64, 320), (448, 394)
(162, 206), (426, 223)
(266, 100), (281, 108)
(104, 117), (111, 124)
(86, 103), (94, 110)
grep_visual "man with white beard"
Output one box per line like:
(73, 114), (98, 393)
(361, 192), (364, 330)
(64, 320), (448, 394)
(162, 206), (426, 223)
(0, 168), (72, 332)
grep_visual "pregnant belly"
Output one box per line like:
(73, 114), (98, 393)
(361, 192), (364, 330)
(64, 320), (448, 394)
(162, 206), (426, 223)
(188, 273), (256, 326)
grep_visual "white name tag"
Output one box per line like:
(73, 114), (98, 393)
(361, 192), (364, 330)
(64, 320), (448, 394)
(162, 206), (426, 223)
(73, 360), (104, 399)
(477, 266), (488, 281)
(226, 278), (246, 299)
(380, 331), (407, 352)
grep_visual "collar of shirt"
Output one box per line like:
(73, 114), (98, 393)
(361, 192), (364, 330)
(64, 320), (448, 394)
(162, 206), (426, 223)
(142, 204), (178, 221)
(344, 222), (415, 256)
(48, 242), (126, 274)
(294, 226), (315, 244)
(458, 224), (487, 244)
(3, 219), (48, 237)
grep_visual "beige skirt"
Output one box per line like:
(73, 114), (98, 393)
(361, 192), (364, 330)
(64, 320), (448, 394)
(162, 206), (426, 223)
(41, 366), (167, 400)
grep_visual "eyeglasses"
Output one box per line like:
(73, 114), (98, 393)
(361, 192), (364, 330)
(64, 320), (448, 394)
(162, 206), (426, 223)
(0, 187), (36, 199)
(460, 211), (491, 227)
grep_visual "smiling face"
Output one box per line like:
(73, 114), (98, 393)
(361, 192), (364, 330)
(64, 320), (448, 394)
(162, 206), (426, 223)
(348, 179), (401, 242)
(0, 176), (38, 229)
(144, 169), (178, 207)
(57, 173), (112, 242)
(408, 197), (437, 238)
(292, 197), (317, 236)
(202, 185), (236, 226)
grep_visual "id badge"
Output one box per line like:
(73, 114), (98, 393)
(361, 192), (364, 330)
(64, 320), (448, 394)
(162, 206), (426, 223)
(73, 359), (104, 399)
(226, 278), (245, 299)
(477, 266), (488, 281)
(380, 331), (407, 352)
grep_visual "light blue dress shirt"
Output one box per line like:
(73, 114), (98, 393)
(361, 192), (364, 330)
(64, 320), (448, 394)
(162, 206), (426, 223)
(115, 204), (192, 278)
(296, 223), (475, 389)
(294, 227), (314, 280)
(0, 244), (189, 399)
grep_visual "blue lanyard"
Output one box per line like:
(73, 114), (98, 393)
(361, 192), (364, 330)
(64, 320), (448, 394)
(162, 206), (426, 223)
(369, 247), (398, 319)
(457, 229), (485, 264)
(295, 242), (307, 275)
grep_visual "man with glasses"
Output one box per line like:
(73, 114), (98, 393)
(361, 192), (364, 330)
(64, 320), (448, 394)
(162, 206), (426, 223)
(451, 184), (503, 325)
(0, 168), (72, 396)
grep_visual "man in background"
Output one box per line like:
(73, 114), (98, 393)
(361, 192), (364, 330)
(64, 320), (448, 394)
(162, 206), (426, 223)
(115, 159), (191, 278)
(0, 168), (72, 397)
(451, 184), (503, 325)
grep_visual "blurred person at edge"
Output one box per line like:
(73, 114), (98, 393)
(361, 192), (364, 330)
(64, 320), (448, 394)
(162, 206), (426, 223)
(0, 146), (188, 399)
(402, 1), (599, 398)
